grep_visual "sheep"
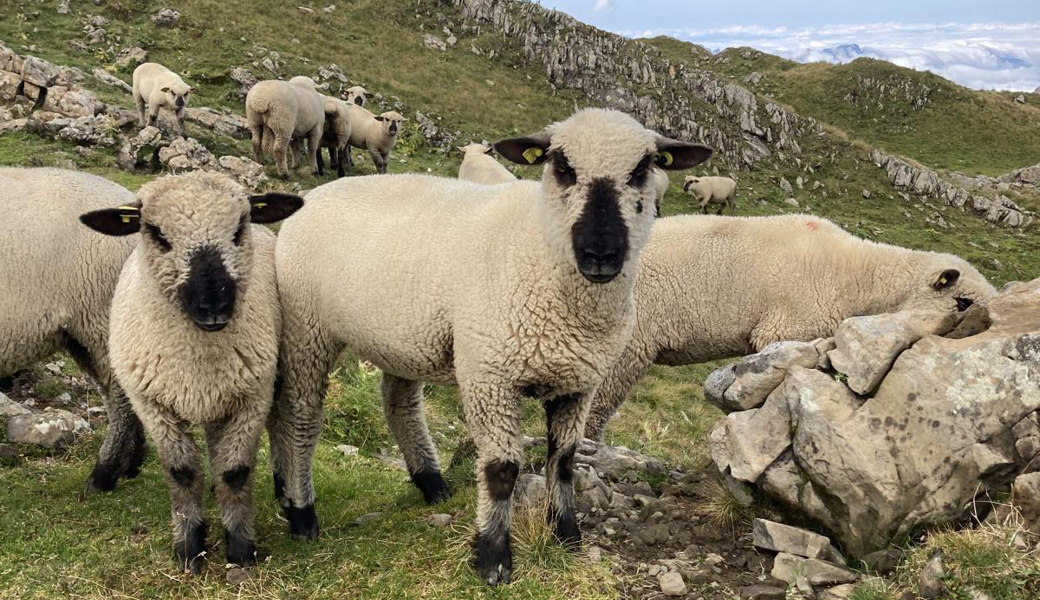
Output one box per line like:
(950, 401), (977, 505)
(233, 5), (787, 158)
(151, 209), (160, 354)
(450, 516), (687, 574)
(652, 167), (669, 216)
(0, 167), (146, 493)
(314, 94), (353, 178)
(344, 85), (368, 107)
(343, 104), (406, 174)
(133, 62), (192, 135)
(683, 175), (737, 215)
(583, 214), (997, 440)
(79, 172), (303, 573)
(268, 108), (712, 585)
(246, 76), (325, 179)
(457, 142), (516, 185)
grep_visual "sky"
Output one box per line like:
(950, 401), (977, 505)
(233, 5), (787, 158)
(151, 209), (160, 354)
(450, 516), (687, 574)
(545, 1), (1040, 91)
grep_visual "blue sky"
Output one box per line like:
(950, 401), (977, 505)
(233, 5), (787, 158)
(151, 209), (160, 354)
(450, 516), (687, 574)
(544, 1), (1040, 91)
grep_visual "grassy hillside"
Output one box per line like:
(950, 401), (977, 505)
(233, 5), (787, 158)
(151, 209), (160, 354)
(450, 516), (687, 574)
(643, 41), (1040, 177)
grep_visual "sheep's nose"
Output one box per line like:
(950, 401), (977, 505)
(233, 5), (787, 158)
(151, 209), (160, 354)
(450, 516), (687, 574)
(354, 97), (363, 106)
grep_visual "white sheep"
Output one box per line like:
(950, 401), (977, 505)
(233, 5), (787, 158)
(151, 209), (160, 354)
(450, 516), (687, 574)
(268, 108), (711, 585)
(0, 167), (146, 493)
(344, 85), (368, 107)
(652, 167), (669, 216)
(132, 62), (192, 135)
(457, 142), (516, 184)
(245, 76), (325, 179)
(584, 214), (997, 439)
(315, 94), (353, 178)
(79, 171), (303, 573)
(343, 104), (406, 174)
(683, 175), (737, 215)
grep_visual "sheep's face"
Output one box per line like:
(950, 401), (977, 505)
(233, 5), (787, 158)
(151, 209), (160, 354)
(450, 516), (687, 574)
(682, 176), (701, 193)
(899, 254), (996, 315)
(161, 82), (191, 110)
(374, 111), (406, 138)
(79, 173), (303, 332)
(496, 109), (712, 284)
(346, 86), (368, 107)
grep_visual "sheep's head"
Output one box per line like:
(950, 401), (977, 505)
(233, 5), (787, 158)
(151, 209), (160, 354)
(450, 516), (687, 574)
(161, 81), (191, 109)
(898, 253), (996, 315)
(374, 111), (406, 138)
(80, 172), (303, 332)
(458, 143), (492, 156)
(682, 176), (701, 192)
(345, 85), (368, 107)
(496, 109), (712, 284)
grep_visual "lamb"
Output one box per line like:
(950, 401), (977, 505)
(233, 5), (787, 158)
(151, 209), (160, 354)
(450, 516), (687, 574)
(315, 94), (353, 178)
(132, 62), (192, 135)
(268, 108), (711, 585)
(652, 167), (669, 216)
(344, 85), (368, 107)
(584, 214), (997, 440)
(79, 172), (303, 573)
(456, 142), (516, 184)
(683, 175), (737, 215)
(246, 76), (325, 179)
(0, 167), (146, 493)
(343, 104), (406, 174)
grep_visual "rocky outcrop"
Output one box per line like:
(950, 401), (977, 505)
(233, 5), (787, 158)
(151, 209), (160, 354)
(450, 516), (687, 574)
(870, 149), (1032, 227)
(709, 278), (1040, 557)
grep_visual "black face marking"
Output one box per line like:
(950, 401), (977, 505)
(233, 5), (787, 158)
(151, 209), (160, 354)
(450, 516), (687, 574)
(571, 178), (628, 283)
(627, 155), (652, 188)
(354, 96), (363, 106)
(175, 96), (185, 108)
(146, 223), (172, 252)
(170, 466), (195, 487)
(283, 503), (320, 541)
(222, 465), (251, 490)
(180, 246), (236, 332)
(955, 297), (974, 312)
(233, 215), (248, 246)
(484, 459), (519, 501)
(411, 469), (453, 504)
(551, 151), (577, 187)
(225, 528), (257, 566)
(388, 121), (399, 136)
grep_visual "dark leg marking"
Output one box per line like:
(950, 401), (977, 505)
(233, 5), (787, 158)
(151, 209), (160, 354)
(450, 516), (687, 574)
(222, 466), (251, 491)
(124, 426), (148, 478)
(170, 466), (195, 488)
(176, 520), (208, 575)
(225, 528), (257, 567)
(473, 527), (512, 586)
(411, 469), (452, 505)
(283, 503), (319, 541)
(544, 395), (581, 547)
(484, 460), (519, 501)
(273, 472), (286, 503)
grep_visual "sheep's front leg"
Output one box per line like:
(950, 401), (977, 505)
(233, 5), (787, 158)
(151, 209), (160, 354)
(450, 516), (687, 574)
(370, 149), (387, 174)
(382, 373), (451, 504)
(462, 381), (522, 586)
(332, 146), (345, 178)
(175, 107), (187, 137)
(205, 404), (266, 567)
(134, 92), (147, 128)
(146, 98), (161, 129)
(584, 344), (655, 441)
(544, 392), (590, 547)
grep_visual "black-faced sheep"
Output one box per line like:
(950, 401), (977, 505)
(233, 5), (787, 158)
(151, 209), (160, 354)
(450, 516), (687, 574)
(457, 143), (516, 184)
(683, 175), (737, 215)
(132, 62), (192, 135)
(0, 167), (146, 493)
(343, 104), (406, 174)
(583, 214), (997, 439)
(246, 76), (325, 179)
(268, 108), (711, 585)
(344, 85), (368, 107)
(80, 172), (303, 573)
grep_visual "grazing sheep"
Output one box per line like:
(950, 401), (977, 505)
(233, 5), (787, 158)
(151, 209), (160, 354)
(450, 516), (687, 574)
(315, 95), (353, 178)
(343, 104), (406, 174)
(132, 62), (192, 135)
(344, 85), (368, 107)
(269, 108), (711, 585)
(0, 167), (146, 493)
(457, 143), (516, 185)
(246, 76), (325, 179)
(652, 167), (669, 216)
(80, 172), (303, 573)
(584, 214), (997, 439)
(683, 175), (737, 215)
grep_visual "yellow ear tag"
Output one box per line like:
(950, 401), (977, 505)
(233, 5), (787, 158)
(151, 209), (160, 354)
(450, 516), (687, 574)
(938, 277), (947, 285)
(522, 147), (544, 164)
(117, 205), (140, 224)
(659, 151), (674, 167)
(253, 202), (268, 209)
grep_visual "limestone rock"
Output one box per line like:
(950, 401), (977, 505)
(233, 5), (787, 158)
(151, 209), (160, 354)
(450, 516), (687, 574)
(91, 68), (133, 94)
(513, 473), (546, 509)
(711, 341), (820, 412)
(423, 34), (447, 51)
(658, 571), (687, 596)
(771, 553), (857, 586)
(117, 126), (167, 171)
(151, 8), (181, 27)
(575, 438), (665, 480)
(1012, 472), (1040, 531)
(0, 70), (22, 101)
(0, 392), (32, 417)
(7, 408), (92, 448)
(115, 46), (148, 69)
(158, 137), (216, 172)
(739, 584), (786, 600)
(185, 107), (250, 139)
(752, 519), (845, 564)
(217, 155), (268, 190)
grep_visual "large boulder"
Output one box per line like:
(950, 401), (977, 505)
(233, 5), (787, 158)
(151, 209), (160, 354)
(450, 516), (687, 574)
(7, 408), (92, 449)
(709, 278), (1040, 557)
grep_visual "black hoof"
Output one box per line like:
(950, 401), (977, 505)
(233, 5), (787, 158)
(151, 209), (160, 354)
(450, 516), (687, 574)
(473, 531), (512, 586)
(225, 530), (257, 567)
(85, 462), (119, 493)
(283, 503), (319, 541)
(411, 470), (452, 505)
(551, 510), (582, 549)
(175, 521), (208, 575)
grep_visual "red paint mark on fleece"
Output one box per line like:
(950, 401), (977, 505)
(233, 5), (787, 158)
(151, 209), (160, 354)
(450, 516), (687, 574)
(805, 221), (818, 231)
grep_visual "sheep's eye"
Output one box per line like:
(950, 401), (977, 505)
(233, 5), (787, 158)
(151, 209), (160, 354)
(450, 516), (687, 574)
(955, 297), (974, 312)
(146, 224), (172, 253)
(552, 153), (577, 187)
(627, 156), (652, 188)
(233, 216), (248, 246)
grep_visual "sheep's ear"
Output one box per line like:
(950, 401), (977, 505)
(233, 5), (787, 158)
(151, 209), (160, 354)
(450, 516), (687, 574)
(495, 131), (551, 166)
(79, 204), (142, 236)
(374, 116), (385, 122)
(249, 193), (304, 224)
(933, 269), (961, 291)
(654, 136), (713, 170)
(160, 86), (171, 93)
(457, 146), (467, 153)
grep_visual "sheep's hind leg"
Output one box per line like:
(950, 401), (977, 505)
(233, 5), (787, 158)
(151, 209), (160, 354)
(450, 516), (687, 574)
(272, 134), (291, 179)
(544, 392), (588, 548)
(307, 127), (323, 176)
(205, 405), (266, 567)
(462, 381), (522, 586)
(382, 373), (451, 504)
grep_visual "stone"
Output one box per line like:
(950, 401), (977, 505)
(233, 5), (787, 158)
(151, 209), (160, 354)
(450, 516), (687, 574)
(784, 197), (799, 207)
(919, 549), (946, 599)
(57, 115), (117, 146)
(862, 189), (871, 199)
(423, 34), (447, 51)
(819, 584), (857, 600)
(752, 519), (845, 564)
(57, 0), (70, 14)
(115, 46), (148, 69)
(56, 87), (101, 117)
(861, 548), (903, 574)
(0, 392), (32, 417)
(1012, 472), (1040, 530)
(158, 137), (216, 172)
(779, 177), (793, 195)
(185, 107), (250, 139)
(91, 68), (133, 94)
(335, 444), (358, 456)
(353, 512), (383, 526)
(0, 70), (22, 101)
(229, 67), (257, 97)
(0, 443), (18, 466)
(151, 8), (181, 27)
(7, 408), (91, 448)
(427, 513), (453, 527)
(710, 392), (791, 482)
(22, 81), (43, 102)
(575, 438), (665, 480)
(710, 341), (820, 412)
(116, 126), (166, 171)
(738, 584), (786, 600)
(513, 473), (547, 508)
(658, 571), (687, 596)
(21, 56), (62, 87)
(226, 567), (254, 585)
(771, 553), (857, 586)
(588, 545), (603, 562)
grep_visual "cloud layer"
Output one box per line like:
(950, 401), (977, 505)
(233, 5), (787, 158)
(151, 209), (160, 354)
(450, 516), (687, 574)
(626, 21), (1040, 91)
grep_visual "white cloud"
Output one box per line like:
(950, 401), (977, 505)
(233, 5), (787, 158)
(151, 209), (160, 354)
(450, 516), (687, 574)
(623, 21), (1040, 91)
(594, 0), (614, 12)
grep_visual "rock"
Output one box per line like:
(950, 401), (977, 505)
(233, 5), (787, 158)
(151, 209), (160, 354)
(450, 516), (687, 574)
(861, 548), (903, 574)
(0, 443), (18, 466)
(739, 584), (786, 600)
(335, 444), (359, 457)
(353, 512), (383, 526)
(819, 584), (856, 600)
(229, 67), (257, 97)
(1014, 94), (1026, 104)
(0, 392), (32, 417)
(710, 393), (791, 482)
(779, 177), (793, 195)
(752, 519), (845, 564)
(1012, 472), (1040, 530)
(771, 553), (857, 586)
(151, 8), (181, 27)
(513, 473), (547, 508)
(57, 115), (117, 146)
(115, 46), (148, 69)
(709, 341), (820, 412)
(919, 549), (947, 599)
(783, 197), (799, 207)
(58, 0), (70, 14)
(158, 137), (216, 172)
(226, 567), (254, 585)
(116, 126), (166, 171)
(21, 55), (62, 87)
(658, 571), (687, 596)
(575, 438), (665, 480)
(427, 513), (453, 527)
(185, 107), (250, 139)
(323, 4), (337, 13)
(862, 189), (871, 199)
(7, 408), (92, 448)
(0, 70), (22, 101)
(53, 87), (101, 117)
(91, 68), (133, 94)
(423, 34), (447, 51)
